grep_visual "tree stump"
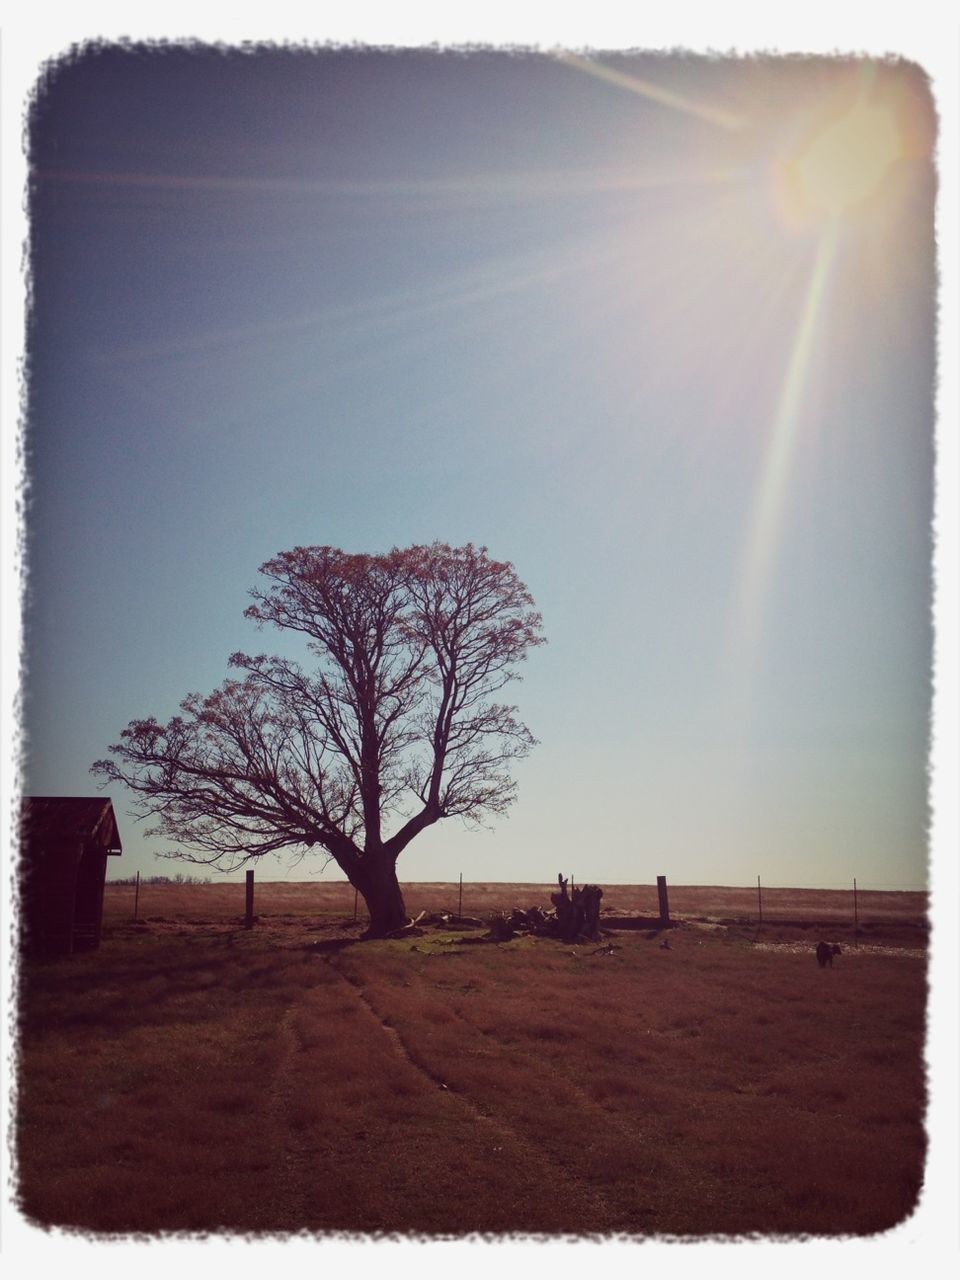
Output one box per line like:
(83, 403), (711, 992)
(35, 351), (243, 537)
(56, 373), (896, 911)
(551, 874), (574, 939)
(551, 874), (603, 941)
(580, 884), (603, 939)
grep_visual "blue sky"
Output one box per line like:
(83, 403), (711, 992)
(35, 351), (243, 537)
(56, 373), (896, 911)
(20, 45), (936, 889)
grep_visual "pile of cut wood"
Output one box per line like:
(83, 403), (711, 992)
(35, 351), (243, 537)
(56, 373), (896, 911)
(398, 875), (606, 945)
(463, 875), (605, 944)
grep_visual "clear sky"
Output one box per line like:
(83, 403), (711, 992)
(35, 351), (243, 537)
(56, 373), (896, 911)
(19, 43), (937, 890)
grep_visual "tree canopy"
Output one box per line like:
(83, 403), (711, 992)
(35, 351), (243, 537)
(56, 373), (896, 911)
(92, 542), (545, 934)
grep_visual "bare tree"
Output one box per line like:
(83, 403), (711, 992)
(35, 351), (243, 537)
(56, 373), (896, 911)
(92, 542), (545, 935)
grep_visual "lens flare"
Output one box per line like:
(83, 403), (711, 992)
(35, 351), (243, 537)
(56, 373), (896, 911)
(733, 227), (839, 657)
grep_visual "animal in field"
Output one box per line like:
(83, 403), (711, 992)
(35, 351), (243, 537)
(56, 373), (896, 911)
(816, 941), (842, 968)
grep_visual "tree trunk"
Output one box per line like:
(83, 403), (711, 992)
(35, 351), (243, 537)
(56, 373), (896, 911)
(355, 856), (408, 937)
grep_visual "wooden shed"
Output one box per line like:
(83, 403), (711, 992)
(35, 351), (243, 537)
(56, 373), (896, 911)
(20, 796), (123, 957)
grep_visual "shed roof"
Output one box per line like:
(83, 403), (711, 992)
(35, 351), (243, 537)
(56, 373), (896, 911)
(20, 797), (123, 854)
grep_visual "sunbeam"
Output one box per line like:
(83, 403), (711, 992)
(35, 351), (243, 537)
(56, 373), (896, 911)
(732, 226), (839, 661)
(36, 162), (742, 205)
(555, 52), (747, 131)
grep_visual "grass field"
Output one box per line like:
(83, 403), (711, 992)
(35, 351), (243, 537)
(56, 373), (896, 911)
(15, 882), (927, 1237)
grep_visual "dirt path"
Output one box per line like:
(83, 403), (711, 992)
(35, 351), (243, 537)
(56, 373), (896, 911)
(431, 979), (677, 1230)
(260, 1000), (320, 1229)
(324, 952), (625, 1234)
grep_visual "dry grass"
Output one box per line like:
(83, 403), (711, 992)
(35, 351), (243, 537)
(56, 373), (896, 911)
(16, 883), (927, 1237)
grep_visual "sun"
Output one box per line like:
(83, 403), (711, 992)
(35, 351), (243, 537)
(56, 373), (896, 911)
(775, 87), (907, 233)
(794, 99), (903, 215)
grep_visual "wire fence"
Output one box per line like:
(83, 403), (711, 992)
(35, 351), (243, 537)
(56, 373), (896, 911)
(103, 870), (928, 938)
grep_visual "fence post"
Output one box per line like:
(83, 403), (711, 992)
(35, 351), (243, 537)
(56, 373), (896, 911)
(853, 877), (858, 948)
(245, 869), (255, 929)
(657, 875), (670, 926)
(757, 874), (762, 926)
(458, 872), (463, 919)
(133, 870), (140, 922)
